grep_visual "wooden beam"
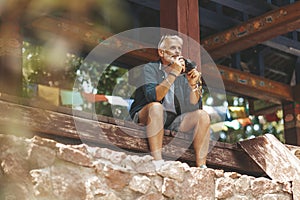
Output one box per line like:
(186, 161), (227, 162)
(262, 36), (300, 57)
(199, 5), (300, 60)
(202, 1), (300, 59)
(199, 6), (300, 57)
(0, 94), (264, 175)
(249, 99), (281, 115)
(113, 0), (300, 57)
(205, 64), (294, 104)
(240, 134), (300, 182)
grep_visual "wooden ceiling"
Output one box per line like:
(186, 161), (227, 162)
(127, 0), (300, 85)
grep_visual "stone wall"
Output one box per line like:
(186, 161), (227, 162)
(0, 134), (293, 199)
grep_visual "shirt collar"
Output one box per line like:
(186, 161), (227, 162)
(159, 60), (162, 71)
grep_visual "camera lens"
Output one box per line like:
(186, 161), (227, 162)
(184, 59), (197, 73)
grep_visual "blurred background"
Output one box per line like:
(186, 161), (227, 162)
(1, 0), (292, 143)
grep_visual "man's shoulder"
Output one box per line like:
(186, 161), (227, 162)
(143, 61), (161, 72)
(145, 60), (160, 67)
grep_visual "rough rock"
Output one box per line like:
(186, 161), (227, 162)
(0, 134), (294, 200)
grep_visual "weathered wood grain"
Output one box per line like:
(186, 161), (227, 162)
(202, 1), (300, 59)
(240, 134), (300, 182)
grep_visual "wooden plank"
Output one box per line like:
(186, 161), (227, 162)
(0, 96), (264, 175)
(213, 64), (294, 104)
(202, 1), (300, 59)
(248, 99), (282, 115)
(262, 36), (300, 57)
(239, 134), (300, 182)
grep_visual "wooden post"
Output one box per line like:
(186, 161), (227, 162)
(283, 57), (300, 145)
(296, 57), (300, 85)
(0, 3), (23, 96)
(283, 102), (300, 145)
(160, 0), (201, 70)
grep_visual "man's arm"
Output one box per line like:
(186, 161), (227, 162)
(155, 71), (178, 101)
(142, 63), (179, 102)
(155, 57), (183, 101)
(189, 80), (202, 104)
(187, 70), (202, 105)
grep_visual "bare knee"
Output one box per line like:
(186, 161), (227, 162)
(146, 103), (164, 135)
(195, 109), (210, 126)
(148, 102), (164, 117)
(143, 102), (164, 125)
(139, 102), (164, 125)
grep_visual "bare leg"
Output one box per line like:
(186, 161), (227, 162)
(138, 102), (165, 160)
(178, 110), (210, 167)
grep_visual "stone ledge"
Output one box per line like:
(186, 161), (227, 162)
(0, 134), (294, 200)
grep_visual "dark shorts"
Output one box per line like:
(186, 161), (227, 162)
(132, 110), (188, 132)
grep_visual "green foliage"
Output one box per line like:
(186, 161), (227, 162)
(22, 41), (134, 119)
(22, 42), (79, 96)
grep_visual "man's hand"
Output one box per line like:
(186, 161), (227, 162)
(187, 69), (201, 86)
(168, 56), (185, 75)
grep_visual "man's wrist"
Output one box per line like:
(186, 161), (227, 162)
(190, 83), (198, 91)
(190, 78), (202, 88)
(190, 81), (198, 88)
(190, 80), (202, 93)
(169, 71), (179, 78)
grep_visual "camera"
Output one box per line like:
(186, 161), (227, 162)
(184, 58), (197, 73)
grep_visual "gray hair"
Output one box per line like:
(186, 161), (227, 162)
(157, 35), (183, 49)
